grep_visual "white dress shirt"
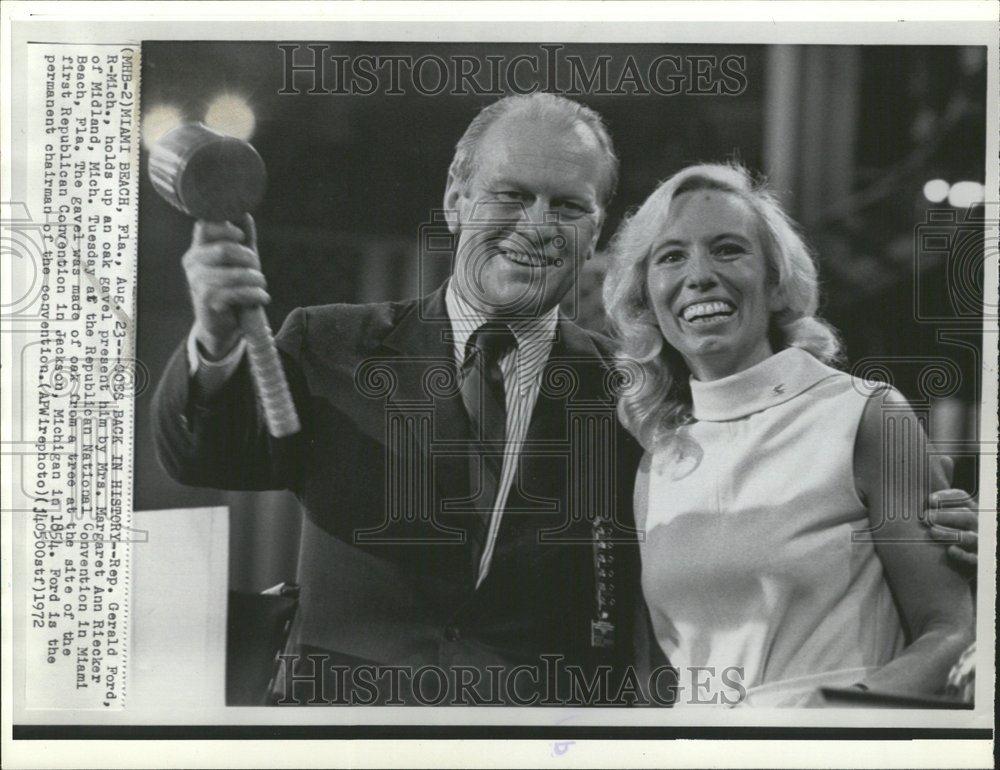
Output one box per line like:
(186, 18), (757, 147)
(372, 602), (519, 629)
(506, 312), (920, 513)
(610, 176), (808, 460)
(187, 280), (559, 586)
(444, 282), (558, 586)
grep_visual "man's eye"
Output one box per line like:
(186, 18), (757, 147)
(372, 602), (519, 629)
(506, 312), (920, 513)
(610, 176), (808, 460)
(494, 190), (527, 201)
(553, 201), (589, 218)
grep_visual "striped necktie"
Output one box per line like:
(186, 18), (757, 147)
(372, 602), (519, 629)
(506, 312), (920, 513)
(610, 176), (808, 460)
(459, 321), (515, 575)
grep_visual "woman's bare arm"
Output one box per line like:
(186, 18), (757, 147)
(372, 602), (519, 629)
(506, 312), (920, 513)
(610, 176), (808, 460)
(853, 387), (974, 696)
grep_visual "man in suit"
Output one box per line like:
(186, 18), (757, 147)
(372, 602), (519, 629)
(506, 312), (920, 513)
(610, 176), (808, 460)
(153, 92), (980, 706)
(153, 93), (646, 706)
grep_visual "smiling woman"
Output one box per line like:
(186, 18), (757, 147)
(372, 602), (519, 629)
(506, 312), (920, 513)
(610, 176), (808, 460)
(645, 188), (781, 381)
(603, 163), (975, 707)
(604, 163), (841, 445)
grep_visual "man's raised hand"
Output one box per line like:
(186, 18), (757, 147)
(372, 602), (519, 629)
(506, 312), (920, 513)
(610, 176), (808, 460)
(183, 214), (269, 360)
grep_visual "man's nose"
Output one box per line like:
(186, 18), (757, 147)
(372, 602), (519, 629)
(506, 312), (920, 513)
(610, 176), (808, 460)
(508, 199), (554, 250)
(684, 251), (717, 289)
(513, 197), (547, 226)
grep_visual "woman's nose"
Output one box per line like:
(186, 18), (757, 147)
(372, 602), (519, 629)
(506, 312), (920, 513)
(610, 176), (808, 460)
(684, 251), (717, 288)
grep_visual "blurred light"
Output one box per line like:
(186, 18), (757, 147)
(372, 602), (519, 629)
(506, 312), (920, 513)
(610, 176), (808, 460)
(204, 94), (256, 141)
(960, 48), (987, 76)
(947, 181), (985, 208)
(910, 109), (936, 143)
(141, 105), (184, 149)
(922, 179), (949, 203)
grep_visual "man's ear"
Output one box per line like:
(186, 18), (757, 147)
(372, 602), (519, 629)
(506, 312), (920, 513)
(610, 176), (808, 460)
(442, 172), (464, 235)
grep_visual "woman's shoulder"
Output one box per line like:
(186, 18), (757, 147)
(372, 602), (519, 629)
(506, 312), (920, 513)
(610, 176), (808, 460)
(790, 352), (885, 406)
(806, 367), (901, 413)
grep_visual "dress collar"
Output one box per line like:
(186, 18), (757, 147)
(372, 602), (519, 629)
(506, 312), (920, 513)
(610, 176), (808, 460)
(689, 347), (839, 422)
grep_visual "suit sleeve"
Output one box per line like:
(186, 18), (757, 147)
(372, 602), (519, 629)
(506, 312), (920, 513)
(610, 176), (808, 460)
(151, 308), (308, 492)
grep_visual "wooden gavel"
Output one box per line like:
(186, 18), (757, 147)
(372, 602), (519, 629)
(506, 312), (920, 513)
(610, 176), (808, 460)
(148, 122), (300, 438)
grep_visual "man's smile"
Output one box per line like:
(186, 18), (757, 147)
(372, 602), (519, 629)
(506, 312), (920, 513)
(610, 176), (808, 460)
(494, 240), (556, 269)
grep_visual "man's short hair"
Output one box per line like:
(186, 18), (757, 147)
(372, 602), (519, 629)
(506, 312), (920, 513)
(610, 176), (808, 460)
(447, 93), (619, 209)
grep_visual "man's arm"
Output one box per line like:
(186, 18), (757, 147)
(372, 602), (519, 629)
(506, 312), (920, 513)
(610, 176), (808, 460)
(152, 309), (307, 491)
(186, 326), (246, 392)
(151, 216), (305, 491)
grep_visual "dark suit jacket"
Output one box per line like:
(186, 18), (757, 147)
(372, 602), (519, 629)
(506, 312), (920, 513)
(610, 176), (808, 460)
(153, 285), (648, 705)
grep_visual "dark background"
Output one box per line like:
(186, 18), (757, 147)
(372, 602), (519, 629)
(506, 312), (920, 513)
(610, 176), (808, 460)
(135, 42), (987, 591)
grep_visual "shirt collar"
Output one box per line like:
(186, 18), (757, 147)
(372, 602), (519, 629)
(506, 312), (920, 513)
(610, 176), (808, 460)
(444, 279), (559, 360)
(689, 347), (840, 421)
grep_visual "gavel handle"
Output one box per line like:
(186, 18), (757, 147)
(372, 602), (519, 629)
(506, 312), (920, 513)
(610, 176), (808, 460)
(239, 306), (301, 438)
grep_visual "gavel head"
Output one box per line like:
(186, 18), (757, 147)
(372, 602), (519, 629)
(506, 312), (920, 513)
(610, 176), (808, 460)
(148, 122), (266, 222)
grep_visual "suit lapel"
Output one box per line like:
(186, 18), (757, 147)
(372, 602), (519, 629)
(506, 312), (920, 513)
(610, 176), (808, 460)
(524, 319), (608, 444)
(373, 286), (474, 542)
(368, 297), (616, 577)
(494, 319), (613, 553)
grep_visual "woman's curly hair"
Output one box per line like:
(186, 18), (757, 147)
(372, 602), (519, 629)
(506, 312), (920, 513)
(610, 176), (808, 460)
(603, 162), (843, 449)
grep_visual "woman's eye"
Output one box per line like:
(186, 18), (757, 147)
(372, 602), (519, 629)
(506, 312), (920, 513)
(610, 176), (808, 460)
(714, 242), (746, 258)
(656, 251), (686, 265)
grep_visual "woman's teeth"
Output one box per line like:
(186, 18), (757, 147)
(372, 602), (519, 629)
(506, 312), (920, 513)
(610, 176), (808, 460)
(681, 301), (736, 322)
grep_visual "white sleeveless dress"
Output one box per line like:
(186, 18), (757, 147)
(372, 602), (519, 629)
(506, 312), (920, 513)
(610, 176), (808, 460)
(636, 347), (905, 707)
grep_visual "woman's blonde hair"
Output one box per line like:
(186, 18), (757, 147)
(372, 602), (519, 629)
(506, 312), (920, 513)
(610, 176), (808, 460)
(603, 162), (842, 448)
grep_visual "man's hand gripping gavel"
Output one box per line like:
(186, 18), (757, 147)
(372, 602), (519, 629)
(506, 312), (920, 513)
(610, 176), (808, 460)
(185, 215), (269, 361)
